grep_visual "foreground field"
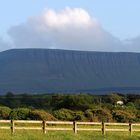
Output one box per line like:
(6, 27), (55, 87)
(0, 131), (140, 140)
(1, 120), (140, 140)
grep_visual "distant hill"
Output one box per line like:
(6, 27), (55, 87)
(0, 48), (140, 94)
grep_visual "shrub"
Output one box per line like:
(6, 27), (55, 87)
(85, 108), (113, 122)
(134, 110), (140, 122)
(134, 99), (140, 109)
(0, 106), (11, 119)
(9, 108), (30, 120)
(95, 108), (112, 122)
(58, 94), (94, 111)
(106, 93), (124, 105)
(29, 109), (57, 121)
(53, 109), (75, 121)
(112, 109), (136, 122)
(74, 111), (86, 121)
(85, 109), (94, 121)
(53, 108), (85, 121)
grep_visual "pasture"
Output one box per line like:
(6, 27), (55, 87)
(0, 120), (140, 140)
(0, 130), (140, 140)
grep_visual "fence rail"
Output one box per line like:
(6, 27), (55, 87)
(0, 120), (140, 135)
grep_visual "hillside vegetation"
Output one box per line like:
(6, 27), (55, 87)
(0, 93), (140, 123)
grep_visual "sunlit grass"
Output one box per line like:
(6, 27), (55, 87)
(0, 129), (139, 140)
(0, 123), (140, 140)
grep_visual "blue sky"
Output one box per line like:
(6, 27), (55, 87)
(0, 0), (140, 52)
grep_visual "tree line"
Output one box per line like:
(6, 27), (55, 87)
(0, 92), (140, 122)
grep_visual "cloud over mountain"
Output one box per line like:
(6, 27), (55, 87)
(7, 7), (122, 52)
(0, 37), (11, 52)
(0, 7), (140, 52)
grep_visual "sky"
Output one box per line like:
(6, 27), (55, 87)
(0, 0), (140, 52)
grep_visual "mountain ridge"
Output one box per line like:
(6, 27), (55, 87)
(0, 48), (140, 94)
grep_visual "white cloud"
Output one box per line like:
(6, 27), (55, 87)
(42, 7), (95, 28)
(7, 7), (122, 52)
(123, 36), (140, 52)
(1, 7), (140, 52)
(0, 37), (12, 52)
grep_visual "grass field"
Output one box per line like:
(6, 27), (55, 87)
(0, 130), (140, 140)
(0, 121), (140, 140)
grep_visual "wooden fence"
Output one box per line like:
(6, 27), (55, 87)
(0, 120), (140, 135)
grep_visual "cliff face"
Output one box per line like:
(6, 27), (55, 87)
(0, 49), (140, 94)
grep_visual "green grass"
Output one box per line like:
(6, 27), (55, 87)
(1, 123), (140, 140)
(0, 130), (140, 140)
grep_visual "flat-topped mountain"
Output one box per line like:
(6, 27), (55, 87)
(0, 48), (140, 94)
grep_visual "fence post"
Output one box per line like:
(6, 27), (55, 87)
(73, 121), (77, 134)
(11, 120), (15, 134)
(129, 123), (133, 136)
(102, 122), (105, 135)
(43, 120), (46, 134)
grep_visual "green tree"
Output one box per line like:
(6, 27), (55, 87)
(0, 106), (11, 119)
(9, 108), (30, 120)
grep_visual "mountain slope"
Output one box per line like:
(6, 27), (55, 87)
(0, 49), (140, 94)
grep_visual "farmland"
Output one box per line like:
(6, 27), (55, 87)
(0, 130), (139, 140)
(0, 120), (140, 140)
